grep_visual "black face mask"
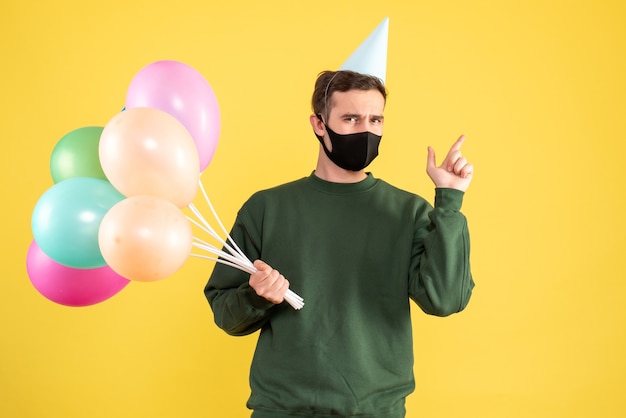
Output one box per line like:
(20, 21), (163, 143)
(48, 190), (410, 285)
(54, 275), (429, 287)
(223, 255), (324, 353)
(315, 116), (382, 171)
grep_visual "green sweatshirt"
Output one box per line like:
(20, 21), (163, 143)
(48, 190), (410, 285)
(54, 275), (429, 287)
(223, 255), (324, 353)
(204, 172), (474, 417)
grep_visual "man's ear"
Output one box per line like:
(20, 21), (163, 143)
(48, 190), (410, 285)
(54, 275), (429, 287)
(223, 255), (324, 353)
(309, 113), (326, 136)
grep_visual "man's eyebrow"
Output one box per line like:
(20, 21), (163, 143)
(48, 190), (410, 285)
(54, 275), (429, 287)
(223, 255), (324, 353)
(339, 113), (385, 120)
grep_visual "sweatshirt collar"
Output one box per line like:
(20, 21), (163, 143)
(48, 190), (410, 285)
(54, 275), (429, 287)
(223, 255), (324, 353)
(308, 171), (377, 194)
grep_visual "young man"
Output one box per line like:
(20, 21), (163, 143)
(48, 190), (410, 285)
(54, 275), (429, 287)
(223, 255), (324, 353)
(205, 70), (475, 418)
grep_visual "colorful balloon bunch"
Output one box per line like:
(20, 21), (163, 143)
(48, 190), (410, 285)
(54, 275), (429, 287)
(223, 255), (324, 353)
(29, 60), (304, 310)
(28, 60), (220, 307)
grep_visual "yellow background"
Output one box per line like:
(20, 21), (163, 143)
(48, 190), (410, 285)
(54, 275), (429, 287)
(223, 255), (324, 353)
(2, 1), (625, 417)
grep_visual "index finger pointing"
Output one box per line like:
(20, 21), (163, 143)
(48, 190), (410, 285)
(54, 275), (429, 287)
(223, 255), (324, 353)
(448, 134), (466, 154)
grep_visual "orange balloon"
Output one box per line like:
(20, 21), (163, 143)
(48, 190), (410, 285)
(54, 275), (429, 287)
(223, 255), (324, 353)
(99, 107), (200, 208)
(99, 195), (192, 282)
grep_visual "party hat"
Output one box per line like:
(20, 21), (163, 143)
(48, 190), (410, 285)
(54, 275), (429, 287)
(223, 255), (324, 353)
(339, 17), (389, 83)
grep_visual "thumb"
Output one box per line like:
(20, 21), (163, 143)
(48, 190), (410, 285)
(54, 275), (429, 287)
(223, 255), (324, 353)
(426, 146), (436, 170)
(253, 259), (270, 271)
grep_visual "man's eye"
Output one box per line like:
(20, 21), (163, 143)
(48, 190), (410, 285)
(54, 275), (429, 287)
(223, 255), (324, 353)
(345, 117), (358, 123)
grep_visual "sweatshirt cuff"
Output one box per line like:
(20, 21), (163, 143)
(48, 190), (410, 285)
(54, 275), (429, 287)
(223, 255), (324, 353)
(434, 188), (465, 211)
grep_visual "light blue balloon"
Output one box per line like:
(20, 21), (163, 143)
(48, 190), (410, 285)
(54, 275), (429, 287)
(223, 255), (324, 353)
(31, 177), (125, 268)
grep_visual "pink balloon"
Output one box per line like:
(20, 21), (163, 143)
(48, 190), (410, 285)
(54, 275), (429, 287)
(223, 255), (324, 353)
(26, 240), (130, 307)
(125, 60), (220, 172)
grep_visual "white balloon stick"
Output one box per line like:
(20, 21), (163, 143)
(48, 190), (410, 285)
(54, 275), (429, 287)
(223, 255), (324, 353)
(187, 178), (304, 310)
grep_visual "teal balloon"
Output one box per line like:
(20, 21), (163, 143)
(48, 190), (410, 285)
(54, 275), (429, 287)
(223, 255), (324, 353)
(50, 126), (107, 183)
(31, 177), (125, 268)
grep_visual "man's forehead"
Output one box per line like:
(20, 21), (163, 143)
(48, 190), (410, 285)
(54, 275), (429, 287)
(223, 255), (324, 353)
(330, 89), (385, 100)
(328, 90), (385, 113)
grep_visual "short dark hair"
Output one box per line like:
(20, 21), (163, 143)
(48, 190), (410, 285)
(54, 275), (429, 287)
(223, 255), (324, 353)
(311, 70), (387, 118)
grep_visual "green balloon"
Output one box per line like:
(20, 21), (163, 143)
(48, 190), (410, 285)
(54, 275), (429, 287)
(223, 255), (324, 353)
(50, 126), (107, 183)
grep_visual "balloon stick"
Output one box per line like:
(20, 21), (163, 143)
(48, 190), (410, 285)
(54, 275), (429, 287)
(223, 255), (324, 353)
(188, 179), (304, 310)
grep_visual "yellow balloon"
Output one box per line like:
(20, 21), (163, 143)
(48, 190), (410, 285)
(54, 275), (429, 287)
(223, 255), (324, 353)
(99, 107), (200, 208)
(98, 195), (192, 282)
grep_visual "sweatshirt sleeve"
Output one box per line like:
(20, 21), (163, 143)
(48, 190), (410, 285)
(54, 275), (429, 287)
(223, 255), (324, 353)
(408, 188), (475, 316)
(204, 213), (277, 336)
